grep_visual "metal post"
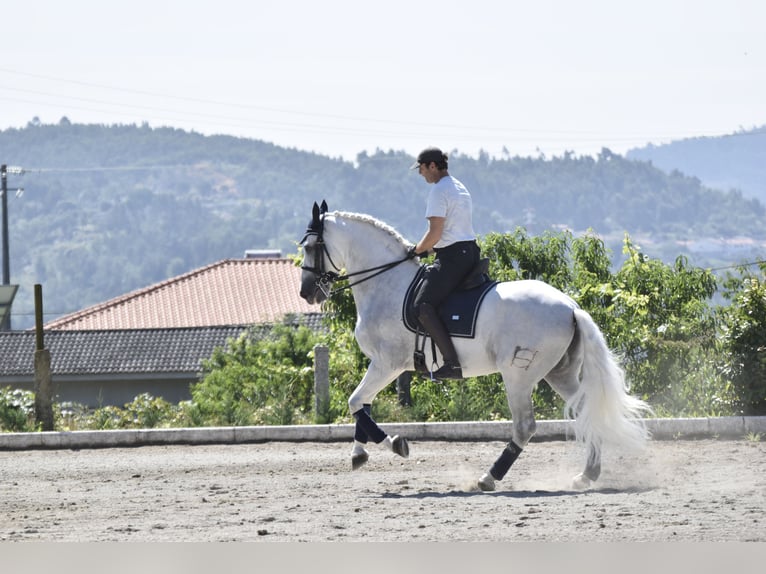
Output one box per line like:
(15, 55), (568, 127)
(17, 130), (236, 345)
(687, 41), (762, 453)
(396, 372), (412, 406)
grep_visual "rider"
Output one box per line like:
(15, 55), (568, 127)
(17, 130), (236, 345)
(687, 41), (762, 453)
(409, 147), (480, 380)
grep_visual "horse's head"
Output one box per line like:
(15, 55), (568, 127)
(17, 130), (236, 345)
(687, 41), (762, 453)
(300, 200), (416, 304)
(299, 200), (337, 304)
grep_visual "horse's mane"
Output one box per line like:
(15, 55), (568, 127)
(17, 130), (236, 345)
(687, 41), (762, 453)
(332, 211), (412, 248)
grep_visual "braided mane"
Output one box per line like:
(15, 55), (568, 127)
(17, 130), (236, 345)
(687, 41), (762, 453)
(332, 211), (411, 248)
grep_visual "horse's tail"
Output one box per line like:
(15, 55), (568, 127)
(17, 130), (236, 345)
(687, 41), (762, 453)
(566, 309), (652, 457)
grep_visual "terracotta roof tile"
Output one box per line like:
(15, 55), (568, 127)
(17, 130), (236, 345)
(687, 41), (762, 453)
(44, 258), (317, 330)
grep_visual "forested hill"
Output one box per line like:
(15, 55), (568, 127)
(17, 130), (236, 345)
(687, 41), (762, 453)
(626, 125), (766, 202)
(1, 120), (764, 329)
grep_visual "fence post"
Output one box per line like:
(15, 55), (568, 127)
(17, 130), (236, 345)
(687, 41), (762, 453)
(396, 372), (412, 406)
(33, 284), (54, 431)
(313, 344), (330, 423)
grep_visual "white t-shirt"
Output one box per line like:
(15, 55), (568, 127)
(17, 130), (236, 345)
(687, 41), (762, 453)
(424, 175), (476, 249)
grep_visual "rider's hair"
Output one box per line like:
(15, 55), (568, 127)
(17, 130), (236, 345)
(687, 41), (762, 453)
(416, 147), (448, 170)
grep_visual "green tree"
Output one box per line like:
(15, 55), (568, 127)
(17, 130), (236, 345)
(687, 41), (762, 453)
(595, 237), (722, 415)
(719, 265), (766, 415)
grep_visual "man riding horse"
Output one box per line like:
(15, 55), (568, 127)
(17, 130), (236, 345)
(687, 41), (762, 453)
(410, 147), (481, 380)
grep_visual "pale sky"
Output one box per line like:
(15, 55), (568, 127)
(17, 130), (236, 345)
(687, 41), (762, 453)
(2, 0), (764, 162)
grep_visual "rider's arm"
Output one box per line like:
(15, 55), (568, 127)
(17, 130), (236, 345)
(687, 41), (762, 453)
(415, 216), (445, 255)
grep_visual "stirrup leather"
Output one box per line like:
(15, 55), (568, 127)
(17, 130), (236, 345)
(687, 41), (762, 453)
(413, 327), (437, 376)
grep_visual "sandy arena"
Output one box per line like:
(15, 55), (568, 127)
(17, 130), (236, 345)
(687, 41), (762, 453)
(1, 437), (764, 542)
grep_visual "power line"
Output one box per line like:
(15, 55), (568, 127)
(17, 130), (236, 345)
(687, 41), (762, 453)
(21, 164), (197, 174)
(709, 259), (766, 272)
(2, 67), (761, 146)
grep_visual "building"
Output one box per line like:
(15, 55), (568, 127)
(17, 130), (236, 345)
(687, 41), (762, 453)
(0, 257), (322, 407)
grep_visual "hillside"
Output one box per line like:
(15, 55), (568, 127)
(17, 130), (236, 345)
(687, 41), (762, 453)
(626, 125), (766, 202)
(1, 120), (765, 329)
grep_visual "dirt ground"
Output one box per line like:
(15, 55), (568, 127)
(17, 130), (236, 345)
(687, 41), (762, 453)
(0, 437), (764, 542)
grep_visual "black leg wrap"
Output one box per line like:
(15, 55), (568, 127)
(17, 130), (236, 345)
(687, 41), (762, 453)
(489, 441), (523, 481)
(353, 404), (372, 443)
(353, 406), (386, 444)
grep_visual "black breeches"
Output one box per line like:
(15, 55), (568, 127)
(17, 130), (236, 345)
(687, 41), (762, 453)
(413, 240), (480, 309)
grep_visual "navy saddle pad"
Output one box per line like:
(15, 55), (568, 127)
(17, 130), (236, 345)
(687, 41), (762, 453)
(402, 262), (497, 339)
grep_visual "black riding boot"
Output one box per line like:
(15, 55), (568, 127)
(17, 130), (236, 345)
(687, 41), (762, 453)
(417, 303), (463, 380)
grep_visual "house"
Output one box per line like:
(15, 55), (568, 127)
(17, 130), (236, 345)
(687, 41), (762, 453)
(0, 257), (323, 407)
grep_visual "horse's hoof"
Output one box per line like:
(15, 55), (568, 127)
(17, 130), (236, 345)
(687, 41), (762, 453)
(478, 472), (496, 492)
(391, 435), (409, 458)
(351, 451), (369, 470)
(571, 472), (593, 490)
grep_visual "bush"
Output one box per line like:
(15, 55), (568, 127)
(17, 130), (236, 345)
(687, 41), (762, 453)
(719, 269), (766, 415)
(0, 387), (36, 432)
(190, 322), (320, 426)
(87, 405), (128, 430)
(123, 393), (175, 428)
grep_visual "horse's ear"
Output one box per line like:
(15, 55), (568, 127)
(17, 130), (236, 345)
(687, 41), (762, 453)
(312, 202), (320, 224)
(320, 200), (328, 214)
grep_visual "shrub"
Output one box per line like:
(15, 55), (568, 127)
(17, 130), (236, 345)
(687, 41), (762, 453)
(191, 322), (320, 426)
(123, 393), (174, 428)
(719, 269), (766, 415)
(0, 387), (36, 432)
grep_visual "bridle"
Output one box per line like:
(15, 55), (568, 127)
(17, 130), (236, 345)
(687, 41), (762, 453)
(300, 212), (412, 299)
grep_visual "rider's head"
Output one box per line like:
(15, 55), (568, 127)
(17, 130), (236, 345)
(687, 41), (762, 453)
(410, 147), (448, 171)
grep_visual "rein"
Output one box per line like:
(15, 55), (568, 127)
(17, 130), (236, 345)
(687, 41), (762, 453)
(329, 254), (412, 294)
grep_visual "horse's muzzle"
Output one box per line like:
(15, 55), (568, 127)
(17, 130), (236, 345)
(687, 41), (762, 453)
(300, 272), (327, 305)
(300, 286), (325, 305)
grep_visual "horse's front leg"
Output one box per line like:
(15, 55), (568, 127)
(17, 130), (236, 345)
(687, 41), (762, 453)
(348, 361), (408, 470)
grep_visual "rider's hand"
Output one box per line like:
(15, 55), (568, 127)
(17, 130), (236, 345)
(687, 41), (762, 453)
(407, 246), (424, 260)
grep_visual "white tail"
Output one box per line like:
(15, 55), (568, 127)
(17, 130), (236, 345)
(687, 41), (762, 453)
(565, 309), (652, 457)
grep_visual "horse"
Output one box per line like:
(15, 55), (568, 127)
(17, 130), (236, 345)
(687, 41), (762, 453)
(299, 201), (651, 491)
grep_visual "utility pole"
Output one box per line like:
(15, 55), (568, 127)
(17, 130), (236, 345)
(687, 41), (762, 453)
(1, 164), (9, 286)
(1, 164), (22, 331)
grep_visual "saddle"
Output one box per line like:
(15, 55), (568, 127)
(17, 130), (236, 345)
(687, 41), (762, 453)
(402, 258), (497, 374)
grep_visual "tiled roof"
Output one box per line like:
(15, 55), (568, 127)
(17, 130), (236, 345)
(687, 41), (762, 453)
(0, 315), (324, 376)
(0, 327), (247, 376)
(44, 258), (317, 330)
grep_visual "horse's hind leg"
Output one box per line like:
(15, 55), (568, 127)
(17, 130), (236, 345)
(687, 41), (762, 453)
(478, 368), (539, 492)
(545, 364), (601, 489)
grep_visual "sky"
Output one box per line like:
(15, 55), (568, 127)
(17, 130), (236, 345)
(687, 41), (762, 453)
(2, 0), (765, 162)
